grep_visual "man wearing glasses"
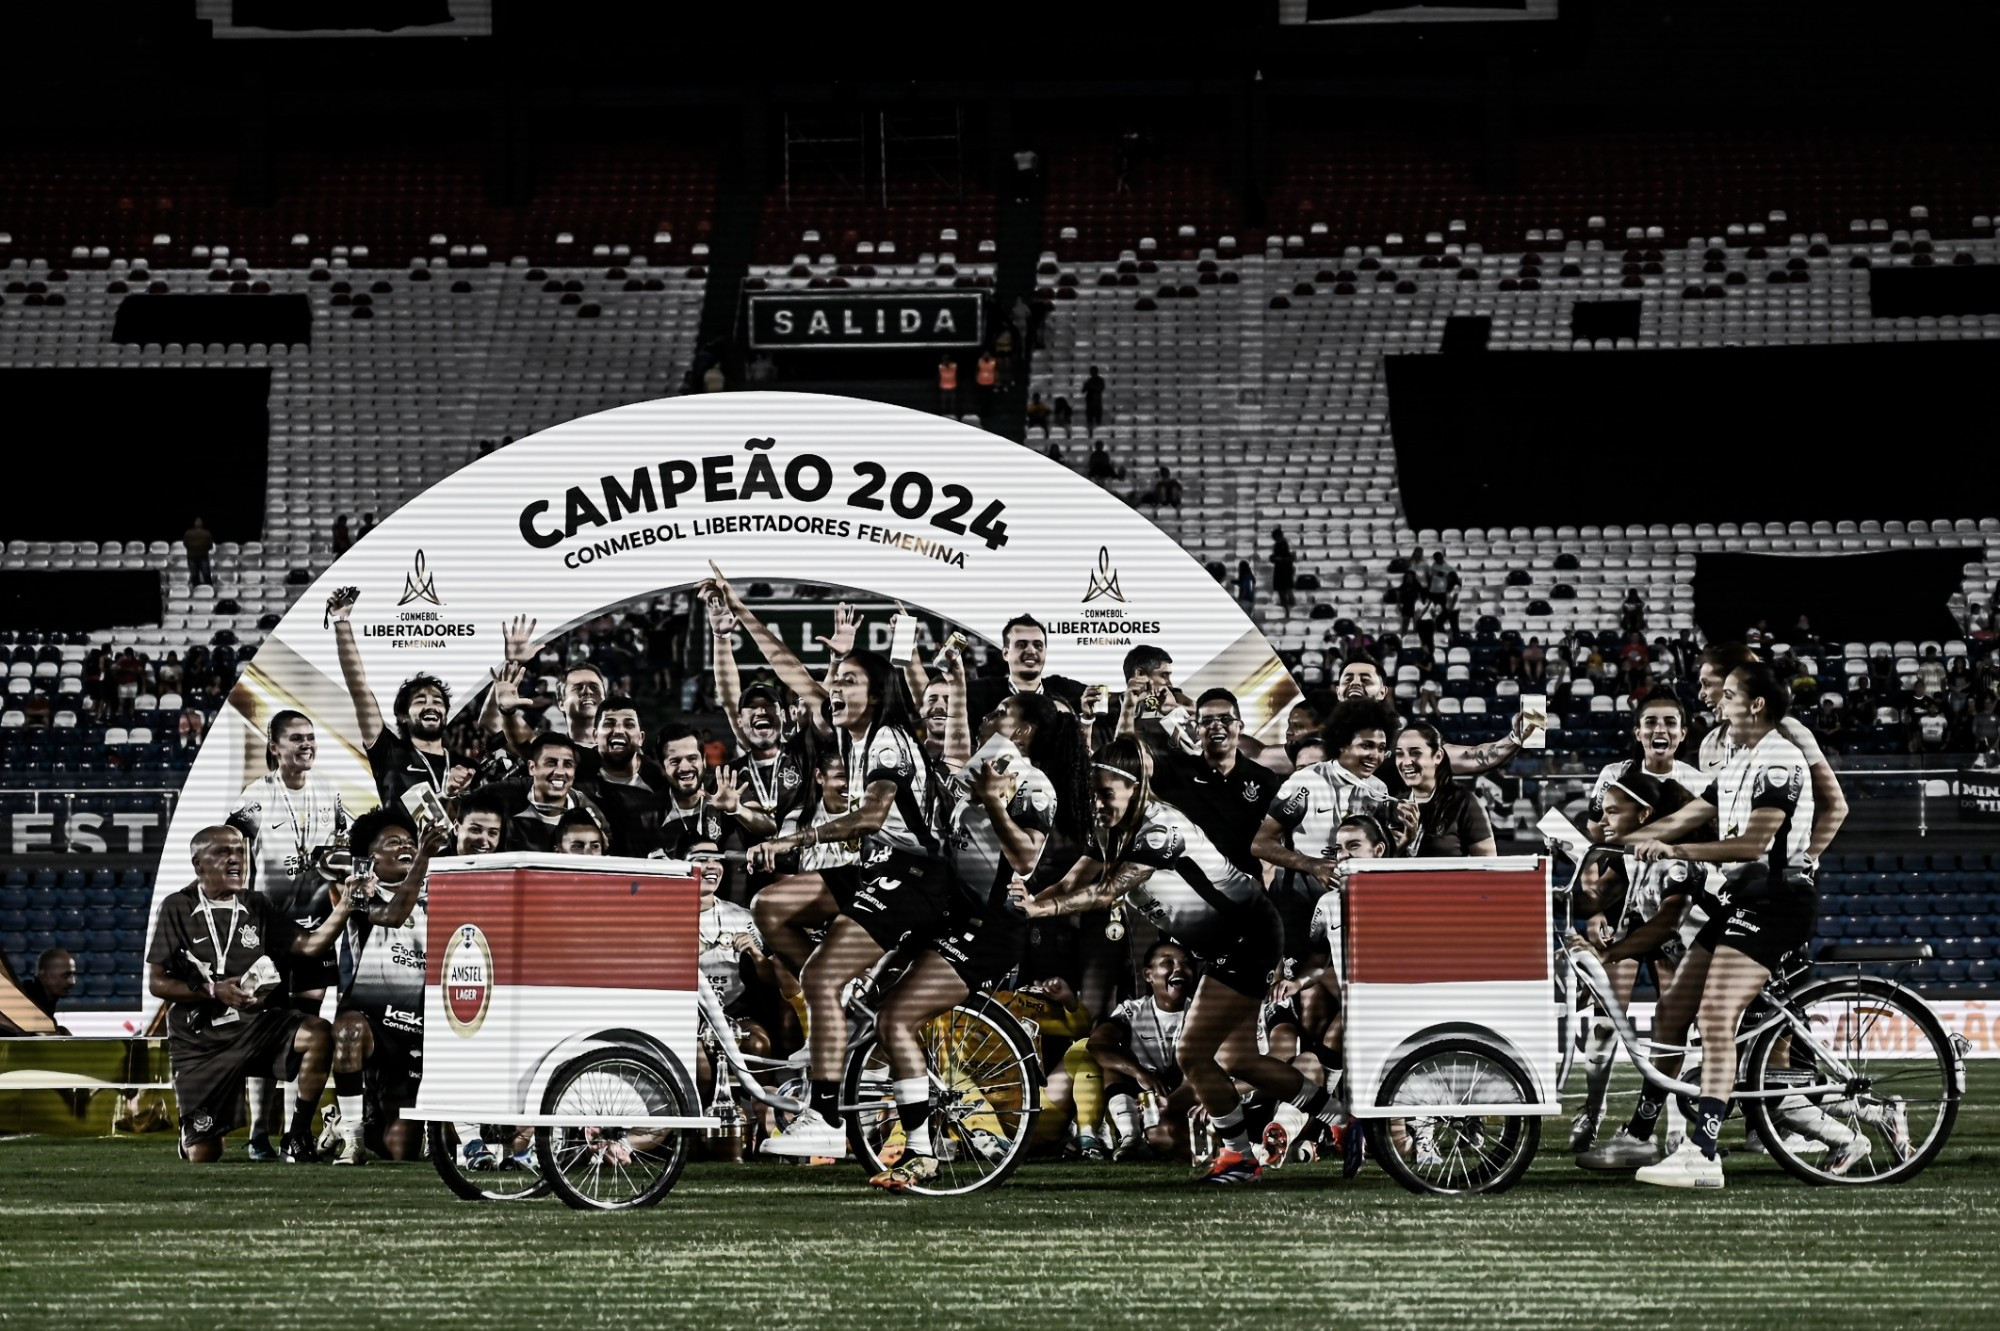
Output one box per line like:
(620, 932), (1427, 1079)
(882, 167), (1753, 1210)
(1148, 687), (1281, 876)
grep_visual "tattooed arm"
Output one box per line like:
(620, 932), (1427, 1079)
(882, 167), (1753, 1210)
(1021, 860), (1153, 919)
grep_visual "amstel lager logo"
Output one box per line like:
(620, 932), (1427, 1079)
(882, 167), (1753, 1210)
(442, 923), (495, 1038)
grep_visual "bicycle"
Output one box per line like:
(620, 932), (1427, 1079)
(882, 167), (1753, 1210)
(1363, 862), (1967, 1197)
(432, 939), (1044, 1210)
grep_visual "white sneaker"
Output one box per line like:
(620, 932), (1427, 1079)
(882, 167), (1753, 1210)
(331, 1130), (371, 1167)
(1635, 1140), (1724, 1189)
(1577, 1128), (1664, 1171)
(757, 1108), (850, 1159)
(1824, 1133), (1872, 1176)
(1848, 1097), (1912, 1162)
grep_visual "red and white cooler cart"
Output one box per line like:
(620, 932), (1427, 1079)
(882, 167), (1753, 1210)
(414, 851), (724, 1210)
(1339, 856), (1561, 1196)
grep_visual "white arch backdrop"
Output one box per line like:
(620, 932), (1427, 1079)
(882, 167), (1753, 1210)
(151, 392), (1297, 981)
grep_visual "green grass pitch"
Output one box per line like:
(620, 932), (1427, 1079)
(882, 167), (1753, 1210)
(3, 1067), (1997, 1330)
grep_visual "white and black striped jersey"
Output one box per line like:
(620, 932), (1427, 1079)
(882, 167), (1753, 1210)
(1107, 995), (1185, 1079)
(857, 725), (940, 859)
(230, 772), (348, 919)
(945, 746), (1057, 912)
(1264, 761), (1395, 861)
(1711, 728), (1816, 878)
(1115, 800), (1263, 949)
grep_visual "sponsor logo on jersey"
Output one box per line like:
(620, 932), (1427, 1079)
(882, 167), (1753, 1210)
(442, 923), (494, 1038)
(382, 1004), (424, 1033)
(1765, 763), (1792, 786)
(1144, 828), (1170, 850)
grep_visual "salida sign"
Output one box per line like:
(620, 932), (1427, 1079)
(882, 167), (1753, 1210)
(748, 291), (984, 349)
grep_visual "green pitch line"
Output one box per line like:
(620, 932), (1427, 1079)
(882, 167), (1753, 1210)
(1, 1066), (1996, 1331)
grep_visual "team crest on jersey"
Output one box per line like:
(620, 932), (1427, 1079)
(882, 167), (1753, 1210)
(238, 924), (259, 948)
(781, 767), (801, 790)
(1242, 783), (1263, 803)
(190, 1114), (214, 1136)
(442, 923), (494, 1038)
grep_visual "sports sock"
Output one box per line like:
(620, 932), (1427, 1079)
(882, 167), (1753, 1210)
(1290, 1079), (1345, 1126)
(786, 991), (811, 1040)
(1240, 1093), (1276, 1137)
(288, 1096), (317, 1139)
(1627, 1087), (1667, 1141)
(1583, 1019), (1616, 1120)
(809, 1079), (839, 1124)
(892, 1076), (932, 1156)
(1212, 1103), (1253, 1154)
(1063, 1041), (1106, 1139)
(1690, 1096), (1729, 1160)
(334, 1070), (364, 1140)
(1106, 1094), (1141, 1145)
(245, 1077), (272, 1138)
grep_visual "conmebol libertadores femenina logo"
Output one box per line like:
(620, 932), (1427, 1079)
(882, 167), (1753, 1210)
(443, 923), (494, 1038)
(1083, 546), (1125, 603)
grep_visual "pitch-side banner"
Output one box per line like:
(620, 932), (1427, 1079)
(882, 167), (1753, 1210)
(153, 392), (1295, 900)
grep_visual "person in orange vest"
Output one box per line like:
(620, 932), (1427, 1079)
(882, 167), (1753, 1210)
(937, 354), (959, 418)
(975, 350), (998, 420)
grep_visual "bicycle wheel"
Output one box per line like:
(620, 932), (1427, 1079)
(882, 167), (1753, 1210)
(842, 998), (1040, 1197)
(429, 1120), (551, 1202)
(1366, 1037), (1541, 1197)
(1743, 975), (1961, 1186)
(534, 1048), (696, 1211)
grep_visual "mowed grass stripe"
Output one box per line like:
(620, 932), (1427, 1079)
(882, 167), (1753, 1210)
(0, 1066), (1994, 1330)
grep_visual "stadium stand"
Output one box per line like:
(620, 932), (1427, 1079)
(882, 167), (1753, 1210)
(5, 124), (2000, 1007)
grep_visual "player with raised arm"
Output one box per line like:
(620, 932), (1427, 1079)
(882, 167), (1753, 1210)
(1328, 657), (1545, 781)
(1017, 737), (1355, 1185)
(320, 807), (449, 1165)
(709, 568), (951, 1162)
(325, 589), (475, 810)
(868, 669), (1092, 1191)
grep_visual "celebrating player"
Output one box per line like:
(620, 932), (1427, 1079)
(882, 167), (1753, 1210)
(227, 710), (350, 1160)
(868, 683), (1092, 1191)
(1017, 738), (1353, 1184)
(322, 807), (448, 1165)
(326, 589), (474, 809)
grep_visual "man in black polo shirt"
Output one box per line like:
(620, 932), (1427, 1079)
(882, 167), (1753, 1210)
(1149, 687), (1281, 876)
(147, 825), (354, 1163)
(475, 732), (615, 854)
(327, 591), (473, 810)
(966, 614), (1085, 721)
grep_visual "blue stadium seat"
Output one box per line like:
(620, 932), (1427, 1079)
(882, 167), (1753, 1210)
(1966, 936), (1996, 960)
(1969, 959), (1996, 986)
(1936, 937), (1967, 960)
(24, 908), (54, 932)
(1938, 960), (1969, 984)
(1871, 918), (1907, 940)
(0, 886), (25, 913)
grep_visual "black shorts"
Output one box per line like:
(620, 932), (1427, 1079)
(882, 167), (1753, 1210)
(1178, 896), (1285, 1000)
(284, 921), (340, 994)
(929, 898), (1027, 993)
(351, 1009), (424, 1125)
(1695, 863), (1817, 971)
(174, 1008), (309, 1148)
(825, 847), (951, 953)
